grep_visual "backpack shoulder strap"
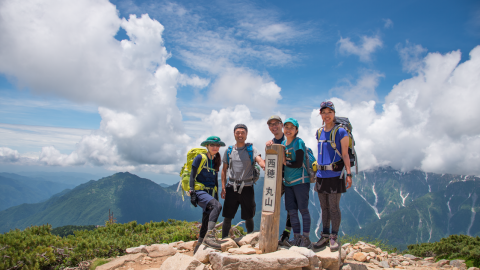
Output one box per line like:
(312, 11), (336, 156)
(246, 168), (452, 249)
(317, 128), (324, 142)
(246, 144), (255, 165)
(330, 125), (343, 158)
(227, 146), (233, 167)
(330, 125), (340, 150)
(197, 154), (208, 176)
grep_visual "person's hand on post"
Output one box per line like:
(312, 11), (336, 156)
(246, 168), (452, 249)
(190, 190), (198, 207)
(346, 175), (353, 189)
(266, 140), (274, 147)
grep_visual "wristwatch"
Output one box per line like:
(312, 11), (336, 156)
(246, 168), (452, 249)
(346, 174), (352, 177)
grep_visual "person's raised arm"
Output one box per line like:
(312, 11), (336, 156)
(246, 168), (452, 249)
(221, 163), (228, 199)
(285, 149), (304, 168)
(340, 135), (352, 189)
(255, 155), (265, 170)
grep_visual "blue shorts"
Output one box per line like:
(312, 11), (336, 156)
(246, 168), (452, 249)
(196, 190), (215, 213)
(284, 183), (310, 211)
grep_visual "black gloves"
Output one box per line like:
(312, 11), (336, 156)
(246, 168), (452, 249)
(190, 191), (198, 207)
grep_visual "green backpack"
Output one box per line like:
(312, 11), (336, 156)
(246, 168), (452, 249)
(177, 148), (217, 200)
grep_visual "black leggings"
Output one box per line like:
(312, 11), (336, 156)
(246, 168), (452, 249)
(318, 193), (342, 235)
(199, 199), (222, 238)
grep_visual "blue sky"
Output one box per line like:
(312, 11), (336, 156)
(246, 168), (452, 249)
(0, 0), (479, 183)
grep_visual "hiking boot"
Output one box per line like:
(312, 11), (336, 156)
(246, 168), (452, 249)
(193, 238), (203, 254)
(299, 235), (312, 248)
(288, 234), (301, 247)
(278, 230), (291, 247)
(313, 233), (329, 249)
(203, 230), (222, 250)
(329, 234), (340, 251)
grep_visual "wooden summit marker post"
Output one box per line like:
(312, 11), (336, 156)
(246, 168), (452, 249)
(259, 144), (285, 253)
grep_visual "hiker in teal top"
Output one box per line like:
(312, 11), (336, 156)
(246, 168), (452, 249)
(282, 118), (312, 248)
(190, 136), (226, 253)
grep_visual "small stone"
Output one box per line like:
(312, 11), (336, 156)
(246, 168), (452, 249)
(361, 246), (376, 253)
(341, 248), (347, 261)
(220, 238), (239, 252)
(240, 244), (252, 249)
(347, 251), (356, 259)
(234, 232), (260, 246)
(126, 245), (147, 254)
(425, 257), (435, 261)
(450, 260), (466, 268)
(342, 243), (351, 248)
(194, 244), (216, 264)
(289, 246), (320, 270)
(316, 246), (343, 270)
(467, 267), (480, 270)
(344, 263), (368, 270)
(403, 254), (419, 260)
(176, 240), (197, 251)
(369, 252), (376, 258)
(371, 259), (379, 265)
(146, 244), (177, 258)
(168, 240), (184, 248)
(228, 247), (257, 255)
(159, 253), (206, 270)
(437, 259), (450, 266)
(353, 252), (367, 262)
(401, 261), (410, 266)
(378, 260), (389, 268)
(374, 248), (382, 254)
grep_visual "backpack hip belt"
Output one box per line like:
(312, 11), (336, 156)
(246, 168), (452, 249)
(228, 178), (253, 194)
(203, 186), (218, 198)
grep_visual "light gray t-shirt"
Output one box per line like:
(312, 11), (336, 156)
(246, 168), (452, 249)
(222, 143), (260, 184)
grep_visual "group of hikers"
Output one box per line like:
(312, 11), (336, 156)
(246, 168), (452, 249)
(186, 101), (354, 254)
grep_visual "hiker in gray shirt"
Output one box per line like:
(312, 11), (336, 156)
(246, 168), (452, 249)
(221, 124), (265, 238)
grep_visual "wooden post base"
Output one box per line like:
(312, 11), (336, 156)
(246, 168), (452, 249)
(259, 212), (280, 253)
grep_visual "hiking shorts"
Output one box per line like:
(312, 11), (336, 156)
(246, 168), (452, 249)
(222, 185), (256, 220)
(284, 182), (310, 211)
(196, 190), (215, 214)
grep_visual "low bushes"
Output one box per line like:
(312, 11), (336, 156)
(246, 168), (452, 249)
(406, 234), (480, 267)
(0, 219), (198, 270)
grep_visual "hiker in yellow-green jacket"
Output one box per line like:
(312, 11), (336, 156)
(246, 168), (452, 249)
(190, 136), (225, 253)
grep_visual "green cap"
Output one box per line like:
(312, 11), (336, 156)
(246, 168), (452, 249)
(200, 136), (226, 147)
(284, 118), (299, 128)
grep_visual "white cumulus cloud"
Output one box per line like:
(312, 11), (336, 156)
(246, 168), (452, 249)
(0, 0), (204, 173)
(337, 35), (383, 62)
(312, 46), (480, 175)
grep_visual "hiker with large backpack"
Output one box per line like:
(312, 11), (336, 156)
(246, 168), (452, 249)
(281, 118), (313, 248)
(312, 101), (355, 252)
(186, 136), (225, 253)
(221, 124), (265, 239)
(265, 115), (293, 246)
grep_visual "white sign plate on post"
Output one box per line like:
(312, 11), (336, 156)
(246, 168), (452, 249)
(262, 154), (278, 212)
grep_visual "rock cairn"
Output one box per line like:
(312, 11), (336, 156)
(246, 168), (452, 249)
(94, 236), (479, 270)
(342, 241), (477, 270)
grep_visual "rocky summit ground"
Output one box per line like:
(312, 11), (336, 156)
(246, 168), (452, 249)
(68, 233), (478, 270)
